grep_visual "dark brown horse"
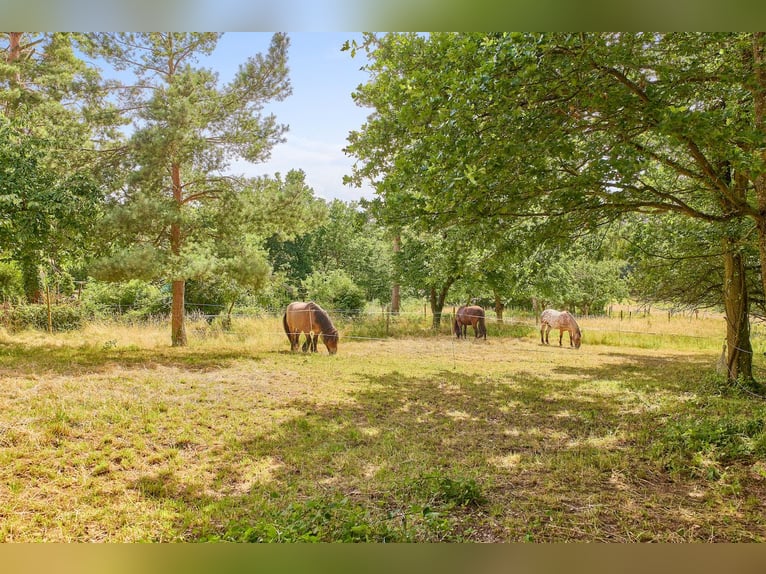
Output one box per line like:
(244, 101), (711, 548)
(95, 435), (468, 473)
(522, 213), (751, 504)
(283, 301), (339, 355)
(453, 305), (487, 340)
(540, 308), (581, 349)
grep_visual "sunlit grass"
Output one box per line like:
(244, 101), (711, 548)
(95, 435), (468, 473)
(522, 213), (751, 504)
(1, 310), (765, 541)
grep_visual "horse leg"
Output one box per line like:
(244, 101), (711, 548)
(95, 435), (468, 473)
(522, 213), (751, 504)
(311, 332), (319, 352)
(301, 332), (310, 352)
(558, 329), (563, 346)
(289, 330), (300, 351)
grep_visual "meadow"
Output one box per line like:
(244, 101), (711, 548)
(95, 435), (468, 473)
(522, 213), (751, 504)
(2, 308), (766, 542)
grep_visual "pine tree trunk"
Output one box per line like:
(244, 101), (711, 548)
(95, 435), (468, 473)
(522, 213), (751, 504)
(3, 32), (23, 118)
(170, 162), (187, 347)
(171, 279), (186, 346)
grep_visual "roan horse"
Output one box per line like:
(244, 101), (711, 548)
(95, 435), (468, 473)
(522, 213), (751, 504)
(453, 305), (487, 340)
(540, 308), (581, 349)
(283, 301), (339, 355)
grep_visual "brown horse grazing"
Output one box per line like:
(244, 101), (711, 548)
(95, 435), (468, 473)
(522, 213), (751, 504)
(540, 308), (581, 349)
(283, 301), (339, 355)
(454, 305), (487, 340)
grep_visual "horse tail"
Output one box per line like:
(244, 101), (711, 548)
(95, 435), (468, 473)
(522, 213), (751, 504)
(478, 316), (486, 339)
(453, 317), (460, 338)
(282, 312), (291, 342)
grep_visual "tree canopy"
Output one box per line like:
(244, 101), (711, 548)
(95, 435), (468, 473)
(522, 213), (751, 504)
(0, 32), (113, 301)
(345, 32), (766, 381)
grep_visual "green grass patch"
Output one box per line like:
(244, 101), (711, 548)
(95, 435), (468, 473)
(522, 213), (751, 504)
(2, 316), (766, 542)
(649, 395), (766, 479)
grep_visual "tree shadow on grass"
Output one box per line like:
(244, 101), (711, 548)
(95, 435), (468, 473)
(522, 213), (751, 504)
(552, 351), (716, 393)
(122, 357), (763, 542)
(130, 368), (657, 541)
(0, 341), (262, 375)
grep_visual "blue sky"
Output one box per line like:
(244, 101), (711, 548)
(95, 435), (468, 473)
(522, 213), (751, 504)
(200, 32), (374, 202)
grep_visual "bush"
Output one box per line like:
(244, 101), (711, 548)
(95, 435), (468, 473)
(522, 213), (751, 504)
(302, 270), (366, 317)
(185, 279), (227, 320)
(0, 261), (23, 302)
(7, 303), (86, 332)
(250, 274), (299, 312)
(81, 279), (168, 321)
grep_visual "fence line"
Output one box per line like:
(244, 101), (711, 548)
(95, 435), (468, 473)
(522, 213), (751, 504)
(184, 313), (727, 345)
(2, 299), (736, 342)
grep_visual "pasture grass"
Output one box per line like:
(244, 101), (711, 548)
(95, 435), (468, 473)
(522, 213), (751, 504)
(2, 312), (766, 541)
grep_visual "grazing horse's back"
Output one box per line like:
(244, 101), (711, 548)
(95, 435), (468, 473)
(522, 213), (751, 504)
(540, 308), (581, 349)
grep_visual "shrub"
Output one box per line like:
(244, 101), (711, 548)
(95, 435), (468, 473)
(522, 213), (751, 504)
(0, 261), (23, 302)
(302, 270), (366, 317)
(185, 279), (227, 320)
(8, 303), (86, 332)
(81, 279), (168, 321)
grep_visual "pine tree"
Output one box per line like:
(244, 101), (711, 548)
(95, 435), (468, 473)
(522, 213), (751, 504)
(85, 33), (294, 346)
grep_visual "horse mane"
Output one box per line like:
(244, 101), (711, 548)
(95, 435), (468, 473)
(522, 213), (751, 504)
(561, 310), (581, 334)
(307, 301), (338, 335)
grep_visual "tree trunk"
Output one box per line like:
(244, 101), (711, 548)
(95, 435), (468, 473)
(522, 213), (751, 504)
(171, 279), (186, 346)
(752, 34), (766, 323)
(3, 32), (22, 118)
(170, 162), (187, 347)
(717, 142), (754, 382)
(19, 254), (43, 303)
(494, 290), (504, 323)
(429, 279), (454, 329)
(722, 243), (753, 382)
(8, 32), (22, 62)
(45, 281), (53, 334)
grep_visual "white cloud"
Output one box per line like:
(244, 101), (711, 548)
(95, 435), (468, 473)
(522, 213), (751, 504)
(229, 136), (373, 202)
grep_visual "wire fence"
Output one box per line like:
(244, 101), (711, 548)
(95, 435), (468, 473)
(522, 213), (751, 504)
(8, 298), (766, 388)
(1, 298), (734, 338)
